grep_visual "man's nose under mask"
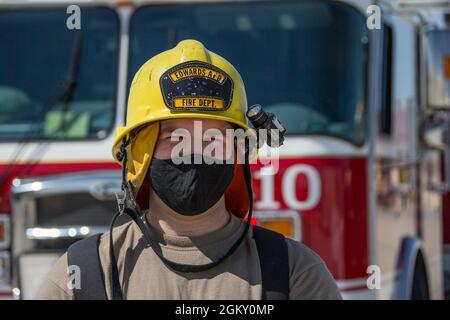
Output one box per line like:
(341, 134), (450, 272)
(147, 154), (235, 216)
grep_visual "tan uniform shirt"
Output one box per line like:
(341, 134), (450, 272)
(37, 214), (342, 300)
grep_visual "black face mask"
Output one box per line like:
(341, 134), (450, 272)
(147, 154), (234, 216)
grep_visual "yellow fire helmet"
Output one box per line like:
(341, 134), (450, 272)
(112, 39), (253, 218)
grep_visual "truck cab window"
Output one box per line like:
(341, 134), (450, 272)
(0, 8), (119, 140)
(380, 23), (393, 136)
(129, 1), (368, 145)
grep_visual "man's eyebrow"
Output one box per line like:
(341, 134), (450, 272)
(160, 125), (231, 136)
(219, 126), (229, 134)
(160, 126), (186, 134)
(202, 127), (224, 134)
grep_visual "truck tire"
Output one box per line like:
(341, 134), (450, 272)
(411, 254), (429, 300)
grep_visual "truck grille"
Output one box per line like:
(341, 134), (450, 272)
(10, 170), (129, 299)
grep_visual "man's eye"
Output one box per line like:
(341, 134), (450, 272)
(206, 136), (223, 142)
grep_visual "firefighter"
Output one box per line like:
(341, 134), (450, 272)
(38, 40), (341, 300)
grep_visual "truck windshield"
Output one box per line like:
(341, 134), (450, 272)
(0, 7), (118, 140)
(129, 1), (368, 145)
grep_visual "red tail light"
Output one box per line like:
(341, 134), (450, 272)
(244, 216), (259, 226)
(0, 177), (12, 214)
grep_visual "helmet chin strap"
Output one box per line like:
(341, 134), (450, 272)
(108, 138), (254, 300)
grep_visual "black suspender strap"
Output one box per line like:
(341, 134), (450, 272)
(253, 226), (290, 300)
(67, 234), (108, 300)
(66, 226), (290, 300)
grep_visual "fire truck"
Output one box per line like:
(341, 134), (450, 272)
(0, 0), (449, 299)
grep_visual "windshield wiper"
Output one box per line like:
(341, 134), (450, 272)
(54, 31), (83, 134)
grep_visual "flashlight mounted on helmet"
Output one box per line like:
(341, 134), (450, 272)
(246, 104), (286, 148)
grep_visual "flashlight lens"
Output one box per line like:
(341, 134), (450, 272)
(247, 104), (262, 118)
